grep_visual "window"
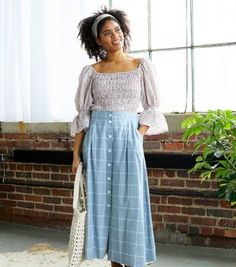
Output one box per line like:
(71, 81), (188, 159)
(111, 0), (236, 112)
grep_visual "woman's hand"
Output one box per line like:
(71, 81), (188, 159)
(138, 125), (150, 136)
(72, 131), (85, 173)
(72, 156), (81, 173)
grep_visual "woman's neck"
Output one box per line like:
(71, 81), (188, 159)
(105, 51), (129, 63)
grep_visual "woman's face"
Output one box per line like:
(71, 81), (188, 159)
(96, 20), (124, 53)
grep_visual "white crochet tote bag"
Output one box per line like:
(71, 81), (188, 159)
(68, 162), (87, 267)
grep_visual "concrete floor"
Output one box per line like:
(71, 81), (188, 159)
(0, 221), (235, 267)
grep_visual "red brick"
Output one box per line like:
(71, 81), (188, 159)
(186, 180), (211, 188)
(177, 170), (189, 178)
(51, 174), (69, 181)
(158, 205), (181, 214)
(15, 186), (32, 194)
(44, 197), (61, 204)
(165, 170), (176, 177)
(24, 195), (42, 202)
(24, 164), (33, 171)
(168, 197), (193, 206)
(33, 164), (42, 171)
(16, 171), (31, 178)
(153, 222), (165, 230)
(17, 201), (34, 209)
(1, 199), (17, 207)
(60, 166), (71, 173)
(35, 203), (54, 211)
(207, 209), (233, 218)
(8, 193), (24, 200)
(189, 171), (202, 179)
(220, 200), (231, 208)
(34, 188), (51, 196)
(164, 142), (184, 151)
(0, 192), (7, 198)
(6, 207), (16, 215)
(151, 204), (157, 213)
(51, 141), (71, 149)
(167, 133), (184, 140)
(201, 227), (213, 236)
(51, 166), (60, 172)
(48, 212), (73, 220)
(148, 178), (158, 186)
(182, 207), (205, 216)
(0, 140), (15, 148)
(42, 165), (50, 172)
(161, 179), (185, 187)
(164, 215), (189, 223)
(32, 172), (50, 179)
(147, 169), (153, 177)
(152, 214), (163, 222)
(194, 199), (219, 207)
(191, 217), (216, 226)
(52, 189), (70, 197)
(15, 140), (33, 148)
(8, 163), (17, 170)
(39, 133), (58, 140)
(62, 198), (72, 205)
(153, 170), (164, 177)
(1, 184), (15, 192)
(161, 197), (167, 204)
(5, 171), (15, 178)
(23, 209), (48, 218)
(145, 141), (162, 150)
(54, 205), (73, 213)
(16, 164), (25, 171)
(146, 133), (167, 141)
(214, 228), (225, 237)
(12, 207), (24, 215)
(69, 174), (75, 182)
(150, 196), (161, 204)
(218, 219), (235, 228)
(225, 229), (236, 238)
(4, 133), (33, 140)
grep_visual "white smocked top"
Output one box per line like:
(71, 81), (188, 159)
(70, 57), (168, 136)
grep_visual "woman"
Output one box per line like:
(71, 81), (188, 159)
(71, 7), (168, 267)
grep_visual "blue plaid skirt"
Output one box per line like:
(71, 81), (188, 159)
(82, 111), (156, 267)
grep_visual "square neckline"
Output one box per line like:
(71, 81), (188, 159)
(90, 58), (143, 75)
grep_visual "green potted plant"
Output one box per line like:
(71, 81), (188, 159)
(181, 110), (236, 206)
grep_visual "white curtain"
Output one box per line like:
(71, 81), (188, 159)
(0, 0), (106, 122)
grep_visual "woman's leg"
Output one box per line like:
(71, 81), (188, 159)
(111, 261), (123, 267)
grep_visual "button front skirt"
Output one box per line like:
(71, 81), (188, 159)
(82, 111), (157, 267)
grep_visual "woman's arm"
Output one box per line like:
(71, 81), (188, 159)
(72, 130), (85, 173)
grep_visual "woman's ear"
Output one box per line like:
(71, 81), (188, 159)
(95, 38), (102, 46)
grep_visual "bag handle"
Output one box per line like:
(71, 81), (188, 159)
(73, 162), (86, 210)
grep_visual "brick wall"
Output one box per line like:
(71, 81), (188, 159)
(0, 132), (236, 248)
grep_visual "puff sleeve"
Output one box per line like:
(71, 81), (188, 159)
(139, 58), (168, 135)
(70, 65), (93, 136)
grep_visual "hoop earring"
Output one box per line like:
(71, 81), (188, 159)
(99, 46), (107, 60)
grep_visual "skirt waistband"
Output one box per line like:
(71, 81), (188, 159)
(90, 111), (139, 122)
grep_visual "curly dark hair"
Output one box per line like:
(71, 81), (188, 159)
(77, 6), (131, 61)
